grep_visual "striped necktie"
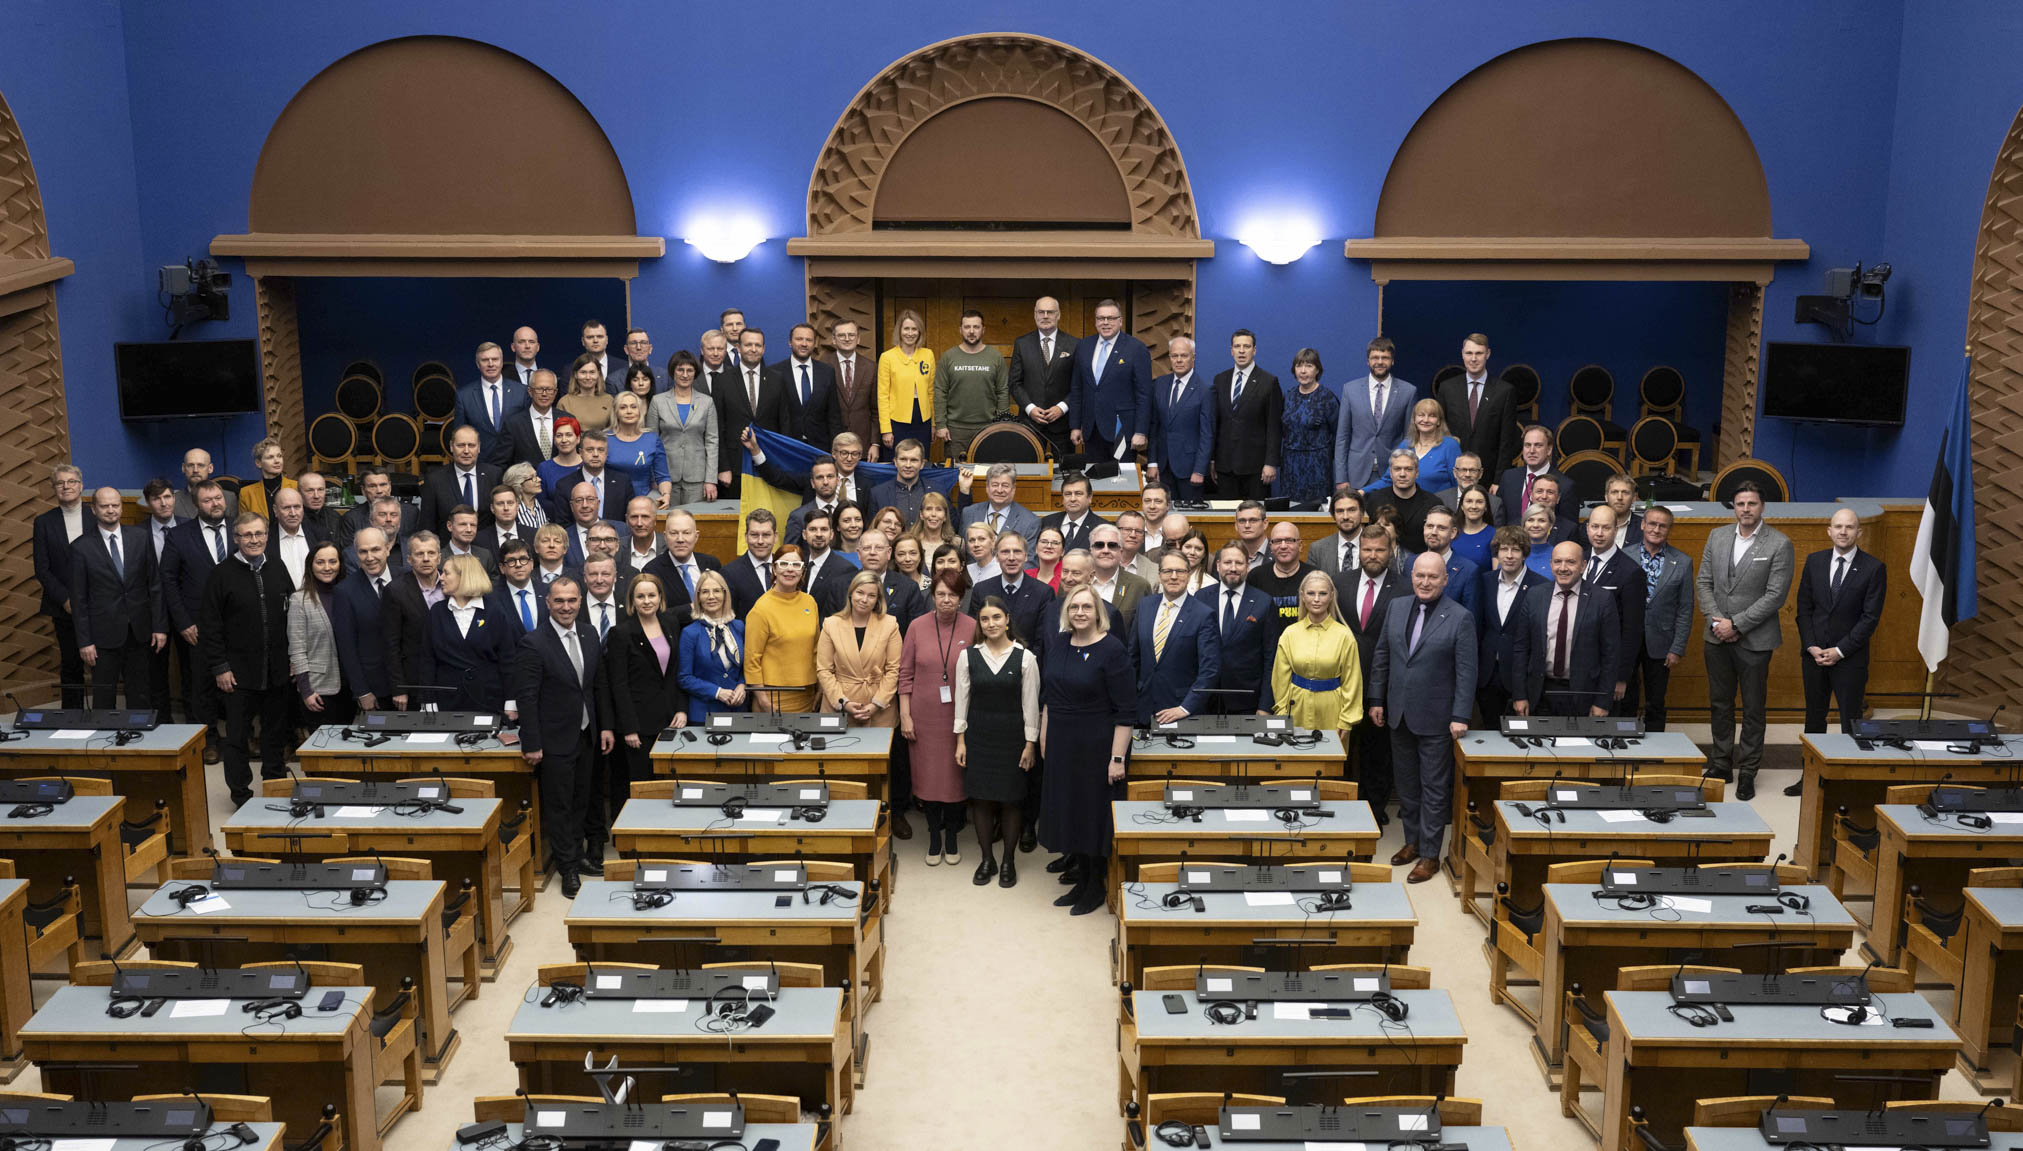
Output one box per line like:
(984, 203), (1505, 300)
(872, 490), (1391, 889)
(1153, 599), (1174, 661)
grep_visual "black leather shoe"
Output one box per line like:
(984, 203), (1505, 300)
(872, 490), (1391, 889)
(1070, 879), (1106, 915)
(972, 857), (997, 885)
(1736, 775), (1756, 802)
(560, 872), (582, 899)
(575, 858), (604, 878)
(999, 855), (1018, 888)
(1019, 825), (1037, 853)
(1706, 767), (1734, 781)
(1053, 884), (1080, 907)
(1783, 780), (1803, 797)
(1059, 861), (1084, 886)
(1045, 855), (1070, 874)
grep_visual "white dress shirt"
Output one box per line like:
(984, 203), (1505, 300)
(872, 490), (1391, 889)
(151, 517), (177, 561)
(1731, 524), (1759, 568)
(1091, 572), (1118, 603)
(1496, 571), (1524, 626)
(447, 598), (479, 637)
(276, 527), (310, 587)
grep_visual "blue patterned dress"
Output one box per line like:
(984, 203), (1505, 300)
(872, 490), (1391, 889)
(1277, 383), (1341, 505)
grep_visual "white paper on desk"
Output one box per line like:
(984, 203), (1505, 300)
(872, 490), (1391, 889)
(169, 999), (230, 1018)
(1596, 810), (1646, 823)
(1222, 809), (1269, 823)
(1171, 790), (1194, 802)
(1661, 896), (1713, 914)
(1990, 812), (2023, 824)
(1194, 735), (1238, 745)
(332, 805), (383, 818)
(1289, 790), (1312, 801)
(1557, 737), (1594, 748)
(1913, 740), (1956, 752)
(533, 1112), (565, 1128)
(405, 733), (450, 745)
(1244, 892), (1296, 907)
(642, 869), (667, 882)
(631, 998), (688, 1013)
(629, 1141), (659, 1151)
(1663, 504), (1695, 513)
(700, 1112), (733, 1130)
(1228, 1114), (1260, 1131)
(1302, 1143), (1368, 1151)
(1205, 977), (1233, 993)
(738, 808), (786, 823)
(188, 894), (231, 914)
(51, 1140), (116, 1151)
(1318, 870), (1343, 884)
(745, 733), (791, 745)
(49, 729), (93, 740)
(596, 975), (623, 989)
(1273, 1001), (1324, 1020)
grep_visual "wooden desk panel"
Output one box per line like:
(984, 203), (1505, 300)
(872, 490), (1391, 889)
(0, 726), (209, 857)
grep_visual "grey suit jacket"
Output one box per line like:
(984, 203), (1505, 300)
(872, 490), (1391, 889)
(1306, 533), (1360, 580)
(285, 589), (342, 696)
(650, 391), (720, 486)
(172, 488), (239, 521)
(1103, 570), (1153, 631)
(1694, 523), (1794, 651)
(1367, 594), (1477, 734)
(1333, 375), (1417, 490)
(957, 501), (1041, 553)
(1639, 543), (1695, 658)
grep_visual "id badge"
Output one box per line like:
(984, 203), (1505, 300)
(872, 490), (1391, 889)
(939, 685), (953, 704)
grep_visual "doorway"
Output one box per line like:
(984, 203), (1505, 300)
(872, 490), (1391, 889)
(873, 278), (1127, 354)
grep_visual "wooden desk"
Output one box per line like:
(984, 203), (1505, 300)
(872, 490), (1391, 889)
(296, 725), (541, 914)
(1119, 987), (1465, 1118)
(1127, 730), (1346, 782)
(1182, 509), (1334, 555)
(1087, 463), (1141, 512)
(609, 799), (893, 914)
(683, 498), (743, 566)
(0, 725), (209, 856)
(0, 879), (28, 1079)
(1187, 1128), (1512, 1151)
(1535, 882), (1856, 1075)
(461, 1122), (817, 1151)
(81, 1126), (286, 1151)
(0, 795), (132, 958)
(1686, 1127), (2023, 1151)
(132, 878), (460, 1082)
(1794, 732), (2023, 878)
(1109, 801), (1381, 900)
(506, 986), (853, 1143)
(1114, 879), (1415, 987)
(22, 983), (388, 1151)
(566, 878), (881, 1086)
(220, 797), (518, 977)
(652, 729), (894, 804)
(1488, 801), (1773, 920)
(1599, 990), (1957, 1151)
(1901, 884), (2023, 1085)
(1868, 804), (2023, 967)
(1451, 730), (1706, 885)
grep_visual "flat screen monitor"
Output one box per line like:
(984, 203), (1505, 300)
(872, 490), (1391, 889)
(1760, 341), (1910, 427)
(115, 339), (263, 419)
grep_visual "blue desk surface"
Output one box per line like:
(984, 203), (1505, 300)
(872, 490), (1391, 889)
(136, 878), (443, 923)
(1606, 990), (1959, 1044)
(1132, 987), (1464, 1042)
(1122, 880), (1416, 927)
(1544, 883), (1855, 929)
(612, 798), (881, 834)
(507, 985), (844, 1042)
(1496, 799), (1772, 839)
(22, 982), (368, 1037)
(566, 879), (861, 925)
(222, 795), (500, 833)
(1114, 801), (1378, 837)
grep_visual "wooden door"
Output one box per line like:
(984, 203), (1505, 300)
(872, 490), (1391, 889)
(877, 278), (1124, 358)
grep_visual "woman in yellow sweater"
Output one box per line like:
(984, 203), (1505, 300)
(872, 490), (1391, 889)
(1270, 570), (1365, 746)
(878, 309), (935, 457)
(743, 544), (820, 713)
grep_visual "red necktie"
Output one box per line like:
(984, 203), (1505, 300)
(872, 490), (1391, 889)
(1469, 381), (1481, 422)
(1359, 578), (1376, 628)
(1523, 471), (1536, 508)
(1552, 589), (1573, 679)
(842, 358), (853, 394)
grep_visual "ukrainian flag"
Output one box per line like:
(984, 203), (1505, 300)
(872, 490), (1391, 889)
(739, 426), (960, 533)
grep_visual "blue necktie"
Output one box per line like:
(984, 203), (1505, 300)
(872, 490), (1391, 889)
(518, 588), (534, 631)
(596, 602), (610, 641)
(680, 563), (695, 596)
(107, 532), (123, 579)
(462, 471), (475, 510)
(488, 384), (501, 429)
(208, 522), (226, 562)
(799, 363), (811, 407)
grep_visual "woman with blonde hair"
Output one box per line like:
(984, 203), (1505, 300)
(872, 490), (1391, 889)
(501, 462), (550, 531)
(608, 391), (673, 509)
(420, 553), (512, 714)
(878, 309), (935, 457)
(1039, 584), (1136, 915)
(816, 571), (902, 731)
(677, 569), (746, 722)
(912, 491), (958, 549)
(1269, 570), (1365, 748)
(559, 353), (615, 435)
(1366, 396), (1460, 494)
(238, 437), (295, 522)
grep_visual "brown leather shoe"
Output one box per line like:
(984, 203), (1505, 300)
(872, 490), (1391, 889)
(1407, 858), (1441, 884)
(889, 811), (912, 840)
(1389, 844), (1419, 867)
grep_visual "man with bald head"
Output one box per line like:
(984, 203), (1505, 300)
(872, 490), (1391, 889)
(509, 326), (541, 386)
(1579, 503), (1646, 716)
(71, 486), (166, 709)
(1147, 336), (1213, 501)
(1795, 508), (1887, 740)
(331, 526), (394, 711)
(1513, 540), (1619, 719)
(1368, 552), (1476, 883)
(1009, 295), (1080, 459)
(173, 449), (238, 520)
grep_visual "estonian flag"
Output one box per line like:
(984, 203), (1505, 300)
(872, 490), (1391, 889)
(1909, 351), (1979, 671)
(738, 426), (960, 534)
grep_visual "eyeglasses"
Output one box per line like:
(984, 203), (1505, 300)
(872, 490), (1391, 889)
(1090, 541), (1121, 550)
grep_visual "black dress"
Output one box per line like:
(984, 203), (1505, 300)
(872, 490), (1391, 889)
(1038, 631), (1136, 856)
(962, 644), (1029, 803)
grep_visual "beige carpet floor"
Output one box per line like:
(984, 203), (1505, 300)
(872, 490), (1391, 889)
(16, 721), (1987, 1149)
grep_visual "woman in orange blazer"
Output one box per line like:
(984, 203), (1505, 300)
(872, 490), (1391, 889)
(815, 570), (902, 729)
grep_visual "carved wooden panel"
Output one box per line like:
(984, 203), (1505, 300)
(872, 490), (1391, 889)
(1719, 281), (1762, 467)
(255, 276), (307, 470)
(1939, 103), (2023, 708)
(808, 276), (875, 357)
(808, 34), (1199, 240)
(1131, 278), (1194, 377)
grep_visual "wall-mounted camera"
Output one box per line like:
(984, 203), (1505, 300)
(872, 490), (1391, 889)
(159, 257), (231, 334)
(1795, 261), (1890, 341)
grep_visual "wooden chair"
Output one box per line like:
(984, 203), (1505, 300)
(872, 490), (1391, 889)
(497, 797), (536, 913)
(333, 370), (382, 424)
(1124, 779), (1357, 802)
(1558, 450), (1626, 507)
(1555, 414), (1608, 459)
(1827, 801), (1885, 901)
(1626, 415), (1681, 478)
(702, 960), (825, 988)
(72, 959), (196, 985)
(1500, 364), (1541, 433)
(309, 414), (359, 474)
(20, 776), (168, 886)
(1709, 457), (1790, 503)
(1693, 1096), (1834, 1128)
(0, 859), (82, 973)
(1561, 966), (1741, 1128)
(1886, 1098), (2023, 1131)
(471, 1096), (602, 1123)
(1342, 1096), (1483, 1125)
(330, 855), (482, 998)
(1489, 858), (1654, 1019)
(660, 1093), (802, 1123)
(1140, 964), (1258, 992)
(538, 961), (657, 986)
(245, 960), (421, 1118)
(1636, 772), (1726, 801)
(1785, 964), (1913, 993)
(1568, 364), (1627, 453)
(1308, 963), (1430, 989)
(1144, 1092), (1283, 1128)
(1637, 366), (1702, 476)
(136, 1093), (273, 1122)
(964, 420), (1049, 465)
(369, 414), (423, 472)
(0, 1093), (73, 1103)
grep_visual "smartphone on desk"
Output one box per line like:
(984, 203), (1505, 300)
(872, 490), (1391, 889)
(496, 728), (520, 747)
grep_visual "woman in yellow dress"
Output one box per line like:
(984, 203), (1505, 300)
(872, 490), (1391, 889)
(878, 309), (935, 458)
(1269, 569), (1364, 745)
(742, 545), (820, 713)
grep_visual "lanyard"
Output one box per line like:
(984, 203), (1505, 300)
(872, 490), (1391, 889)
(934, 613), (958, 683)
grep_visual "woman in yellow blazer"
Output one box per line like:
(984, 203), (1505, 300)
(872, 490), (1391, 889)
(878, 309), (935, 456)
(1270, 569), (1364, 746)
(743, 546), (820, 713)
(236, 437), (296, 523)
(815, 571), (903, 729)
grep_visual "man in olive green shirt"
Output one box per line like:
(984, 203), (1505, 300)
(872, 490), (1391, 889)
(933, 309), (1010, 461)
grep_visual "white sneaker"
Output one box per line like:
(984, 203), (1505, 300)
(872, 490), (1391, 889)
(944, 845), (962, 865)
(924, 851), (943, 867)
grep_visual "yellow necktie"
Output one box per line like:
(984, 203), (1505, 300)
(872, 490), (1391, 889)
(1153, 599), (1174, 661)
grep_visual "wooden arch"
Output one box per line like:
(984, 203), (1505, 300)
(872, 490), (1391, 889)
(789, 34), (1211, 366)
(0, 86), (75, 693)
(1345, 38), (1807, 467)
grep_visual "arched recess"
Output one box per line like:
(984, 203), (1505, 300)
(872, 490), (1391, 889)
(788, 34), (1211, 370)
(1345, 38), (1808, 468)
(212, 36), (662, 464)
(0, 88), (76, 694)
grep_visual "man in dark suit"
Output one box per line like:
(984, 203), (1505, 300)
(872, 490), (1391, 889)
(825, 320), (880, 459)
(494, 538), (552, 639)
(1196, 544), (1275, 714)
(71, 486), (166, 709)
(490, 370), (563, 470)
(162, 480), (234, 754)
(514, 576), (612, 898)
(1603, 474), (1644, 550)
(31, 465), (88, 708)
(331, 526), (395, 713)
(640, 510), (722, 632)
(966, 532), (1054, 647)
(140, 480), (188, 721)
(853, 533), (922, 632)
(1065, 298), (1152, 463)
(1579, 505), (1648, 715)
(762, 453), (856, 546)
(345, 497), (411, 577)
(771, 324), (842, 448)
(612, 328), (663, 395)
(265, 487), (331, 589)
(441, 507), (499, 578)
(199, 513), (295, 805)
(1475, 526), (1545, 723)
(1527, 475), (1580, 545)
(697, 329), (738, 408)
(1796, 508), (1888, 736)
(1337, 525), (1405, 826)
(1368, 553), (1477, 883)
(380, 532), (442, 710)
(1419, 506), (1480, 618)
(722, 510), (779, 620)
(1435, 453), (1503, 526)
(1630, 505), (1695, 734)
(558, 483), (622, 570)
(1436, 333), (1522, 476)
(1146, 336), (1214, 502)
(482, 487), (532, 558)
(1497, 425), (1568, 526)
(450, 341), (528, 461)
(1038, 471), (1109, 554)
(337, 469), (416, 551)
(546, 433), (635, 523)
(1208, 329), (1283, 500)
(1512, 541), (1620, 718)
(714, 329), (792, 498)
(420, 425), (502, 539)
(508, 326), (542, 387)
(1008, 296), (1080, 460)
(797, 510), (856, 617)
(1134, 553), (1220, 726)
(1334, 337), (1416, 492)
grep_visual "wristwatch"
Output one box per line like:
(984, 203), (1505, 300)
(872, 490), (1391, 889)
(1110, 755), (1125, 764)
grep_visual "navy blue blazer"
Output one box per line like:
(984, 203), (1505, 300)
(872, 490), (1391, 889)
(677, 618), (746, 724)
(1067, 331), (1154, 445)
(1441, 551), (1482, 619)
(543, 467), (635, 524)
(31, 508), (76, 618)
(1584, 549), (1648, 686)
(70, 524), (165, 648)
(490, 581), (550, 640)
(1512, 580), (1619, 714)
(967, 574), (1054, 649)
(1132, 593), (1221, 725)
(1193, 582), (1275, 712)
(330, 572), (393, 704)
(513, 617), (605, 755)
(452, 377), (529, 453)
(1148, 371), (1215, 481)
(419, 599), (515, 713)
(1474, 567), (1545, 691)
(1368, 595), (1477, 734)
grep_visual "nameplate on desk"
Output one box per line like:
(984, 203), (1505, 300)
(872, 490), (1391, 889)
(1177, 864), (1350, 894)
(1197, 969), (1390, 1002)
(580, 967), (779, 1000)
(1164, 783), (1322, 811)
(632, 863), (807, 892)
(1219, 1105), (1439, 1143)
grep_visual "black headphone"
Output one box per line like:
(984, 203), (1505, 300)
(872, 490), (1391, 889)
(707, 732), (733, 746)
(1821, 1003), (1872, 1025)
(6, 803), (53, 819)
(1777, 891), (1811, 911)
(106, 995), (149, 1019)
(632, 889), (675, 910)
(791, 805), (827, 823)
(241, 998), (301, 1021)
(1313, 889), (1354, 912)
(1155, 1120), (1197, 1147)
(1368, 991), (1409, 1022)
(1160, 891), (1206, 913)
(539, 981), (584, 1007)
(1203, 1000), (1246, 1026)
(169, 884), (212, 907)
(721, 795), (749, 819)
(1667, 1002), (1722, 1027)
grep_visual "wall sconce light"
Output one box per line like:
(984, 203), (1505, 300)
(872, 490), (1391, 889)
(683, 219), (767, 263)
(1237, 219), (1323, 265)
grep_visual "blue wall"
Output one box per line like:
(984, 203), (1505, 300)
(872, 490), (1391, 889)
(14, 0), (1986, 495)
